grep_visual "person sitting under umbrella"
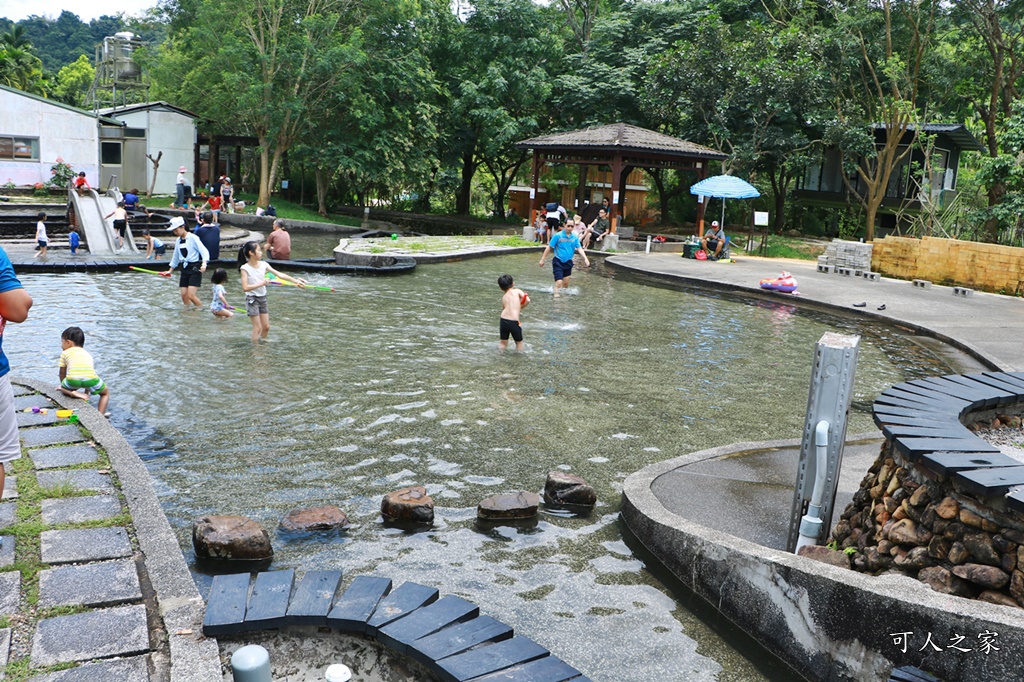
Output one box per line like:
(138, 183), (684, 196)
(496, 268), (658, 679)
(701, 220), (726, 260)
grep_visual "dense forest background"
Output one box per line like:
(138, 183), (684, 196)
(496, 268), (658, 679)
(4, 1), (1024, 244)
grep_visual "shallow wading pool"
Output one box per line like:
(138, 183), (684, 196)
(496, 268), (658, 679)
(9, 252), (953, 680)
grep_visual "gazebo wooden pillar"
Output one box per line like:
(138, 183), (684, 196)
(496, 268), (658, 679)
(516, 123), (726, 237)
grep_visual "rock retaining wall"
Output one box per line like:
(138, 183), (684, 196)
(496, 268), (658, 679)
(832, 408), (1024, 608)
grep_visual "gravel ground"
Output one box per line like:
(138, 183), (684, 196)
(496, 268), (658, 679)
(977, 426), (1024, 465)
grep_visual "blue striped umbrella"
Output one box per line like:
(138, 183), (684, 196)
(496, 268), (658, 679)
(690, 175), (760, 229)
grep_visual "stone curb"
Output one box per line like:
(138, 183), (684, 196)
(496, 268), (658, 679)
(13, 378), (221, 682)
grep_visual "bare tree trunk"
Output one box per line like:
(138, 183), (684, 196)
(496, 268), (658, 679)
(258, 139), (272, 209)
(456, 151), (476, 215)
(145, 151), (162, 198)
(315, 168), (329, 217)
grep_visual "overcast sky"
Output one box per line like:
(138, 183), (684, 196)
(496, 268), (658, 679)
(2, 0), (157, 23)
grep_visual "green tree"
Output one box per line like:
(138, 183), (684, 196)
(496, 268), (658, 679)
(52, 54), (95, 108)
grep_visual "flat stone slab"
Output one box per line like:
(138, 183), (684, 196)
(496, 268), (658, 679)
(14, 394), (54, 411)
(41, 495), (121, 525)
(11, 384), (32, 396)
(0, 628), (9, 671)
(36, 470), (113, 493)
(40, 527), (132, 564)
(17, 411), (59, 427)
(0, 502), (15, 530)
(3, 475), (17, 500)
(0, 535), (13, 567)
(0, 571), (20, 617)
(19, 425), (86, 449)
(39, 559), (141, 609)
(31, 604), (149, 667)
(29, 445), (100, 470)
(27, 655), (150, 682)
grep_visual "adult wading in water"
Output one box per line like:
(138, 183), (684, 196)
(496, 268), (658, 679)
(164, 216), (209, 306)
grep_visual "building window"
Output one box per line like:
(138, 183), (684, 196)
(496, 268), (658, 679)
(101, 141), (122, 165)
(0, 136), (40, 161)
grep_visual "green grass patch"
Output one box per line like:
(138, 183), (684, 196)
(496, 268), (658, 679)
(753, 236), (827, 260)
(234, 193), (362, 228)
(3, 659), (77, 682)
(496, 236), (535, 247)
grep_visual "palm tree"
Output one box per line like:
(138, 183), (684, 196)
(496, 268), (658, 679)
(0, 25), (31, 50)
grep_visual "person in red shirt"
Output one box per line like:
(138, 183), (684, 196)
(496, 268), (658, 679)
(264, 219), (292, 260)
(201, 194), (223, 220)
(73, 172), (90, 196)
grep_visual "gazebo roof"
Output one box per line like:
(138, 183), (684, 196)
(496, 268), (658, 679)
(517, 123), (727, 161)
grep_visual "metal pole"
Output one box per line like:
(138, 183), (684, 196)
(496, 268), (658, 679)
(786, 332), (860, 552)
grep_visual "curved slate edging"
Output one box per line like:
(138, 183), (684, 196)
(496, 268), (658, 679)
(872, 372), (1024, 509)
(620, 436), (1024, 682)
(203, 570), (591, 682)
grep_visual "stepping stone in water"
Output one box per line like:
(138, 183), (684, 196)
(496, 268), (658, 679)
(41, 495), (121, 525)
(36, 470), (113, 493)
(0, 571), (20, 617)
(38, 559), (142, 609)
(19, 425), (86, 449)
(30, 604), (149, 667)
(29, 445), (99, 470)
(40, 527), (132, 564)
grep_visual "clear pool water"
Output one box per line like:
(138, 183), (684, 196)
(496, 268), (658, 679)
(8, 252), (951, 680)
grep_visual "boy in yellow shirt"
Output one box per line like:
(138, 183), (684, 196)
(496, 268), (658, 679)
(58, 327), (110, 416)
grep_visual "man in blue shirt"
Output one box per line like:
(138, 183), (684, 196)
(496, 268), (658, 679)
(0, 246), (32, 530)
(539, 221), (590, 297)
(123, 188), (140, 211)
(164, 216), (210, 307)
(194, 211), (220, 260)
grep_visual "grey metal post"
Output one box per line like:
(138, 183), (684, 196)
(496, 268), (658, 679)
(786, 332), (860, 552)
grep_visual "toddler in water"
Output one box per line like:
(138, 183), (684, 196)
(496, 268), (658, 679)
(210, 268), (233, 318)
(34, 212), (48, 259)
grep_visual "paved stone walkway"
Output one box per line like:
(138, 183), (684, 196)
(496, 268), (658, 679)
(1, 381), (219, 681)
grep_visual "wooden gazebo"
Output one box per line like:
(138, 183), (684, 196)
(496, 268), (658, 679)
(515, 123), (727, 232)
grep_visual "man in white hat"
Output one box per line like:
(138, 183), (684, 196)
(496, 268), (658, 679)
(174, 166), (188, 208)
(163, 216), (209, 306)
(701, 220), (726, 260)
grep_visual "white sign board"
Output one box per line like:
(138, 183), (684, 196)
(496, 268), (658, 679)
(754, 211), (769, 226)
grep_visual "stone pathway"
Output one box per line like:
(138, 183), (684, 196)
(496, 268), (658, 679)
(1, 384), (154, 680)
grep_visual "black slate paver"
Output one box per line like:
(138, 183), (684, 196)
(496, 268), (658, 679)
(35, 469), (113, 493)
(17, 411), (59, 428)
(18, 425), (87, 449)
(892, 437), (998, 461)
(13, 394), (54, 411)
(963, 374), (1024, 402)
(365, 581), (439, 634)
(203, 573), (251, 636)
(465, 655), (589, 682)
(29, 445), (99, 470)
(40, 527), (132, 564)
(41, 495), (121, 525)
(31, 604), (149, 666)
(26, 655), (150, 682)
(920, 452), (1022, 476)
(327, 575), (393, 632)
(0, 502), (15, 530)
(408, 615), (513, 666)
(38, 559), (142, 609)
(1006, 489), (1024, 515)
(0, 571), (20, 617)
(0, 535), (13, 567)
(434, 636), (550, 682)
(284, 569), (342, 626)
(909, 377), (1003, 407)
(954, 466), (1024, 498)
(244, 569), (294, 630)
(378, 595), (480, 654)
(880, 424), (974, 440)
(936, 375), (1018, 405)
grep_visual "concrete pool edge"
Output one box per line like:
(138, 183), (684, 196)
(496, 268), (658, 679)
(15, 377), (222, 682)
(622, 437), (1024, 681)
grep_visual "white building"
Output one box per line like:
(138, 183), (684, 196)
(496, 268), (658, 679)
(98, 102), (200, 195)
(0, 83), (120, 189)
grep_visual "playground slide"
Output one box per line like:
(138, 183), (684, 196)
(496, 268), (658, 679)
(67, 188), (140, 256)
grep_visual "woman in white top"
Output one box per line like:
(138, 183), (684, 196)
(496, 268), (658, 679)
(236, 241), (306, 342)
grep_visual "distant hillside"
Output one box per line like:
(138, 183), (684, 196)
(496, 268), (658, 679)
(0, 11), (122, 73)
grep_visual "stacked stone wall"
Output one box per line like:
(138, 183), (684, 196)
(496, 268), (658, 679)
(871, 235), (1024, 294)
(832, 409), (1024, 608)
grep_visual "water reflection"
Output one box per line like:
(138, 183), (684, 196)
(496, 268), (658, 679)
(8, 253), (950, 680)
